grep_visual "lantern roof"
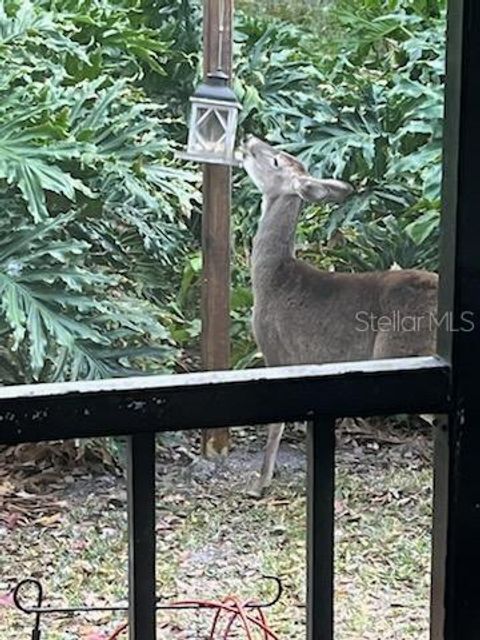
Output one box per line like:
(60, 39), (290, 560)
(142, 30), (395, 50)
(191, 71), (241, 108)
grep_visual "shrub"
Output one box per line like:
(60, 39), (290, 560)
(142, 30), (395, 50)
(0, 0), (200, 382)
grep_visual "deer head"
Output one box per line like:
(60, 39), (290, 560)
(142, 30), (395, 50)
(242, 136), (353, 203)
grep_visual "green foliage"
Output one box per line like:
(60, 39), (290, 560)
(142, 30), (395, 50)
(233, 0), (444, 276)
(0, 0), (200, 382)
(0, 0), (445, 382)
(142, 0), (201, 107)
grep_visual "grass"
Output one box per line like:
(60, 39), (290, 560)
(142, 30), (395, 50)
(335, 427), (432, 639)
(0, 419), (432, 639)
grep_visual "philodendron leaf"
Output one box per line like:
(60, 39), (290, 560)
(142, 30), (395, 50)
(405, 210), (440, 245)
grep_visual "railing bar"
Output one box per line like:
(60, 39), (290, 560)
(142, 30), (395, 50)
(127, 433), (156, 640)
(307, 416), (336, 640)
(430, 417), (450, 639)
(0, 356), (447, 401)
(0, 360), (450, 446)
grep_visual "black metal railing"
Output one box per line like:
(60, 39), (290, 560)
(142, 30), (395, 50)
(1, 356), (451, 640)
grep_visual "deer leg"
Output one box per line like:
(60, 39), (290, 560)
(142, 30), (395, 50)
(247, 423), (285, 497)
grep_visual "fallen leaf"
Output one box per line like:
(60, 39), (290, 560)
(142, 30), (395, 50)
(0, 592), (14, 608)
(37, 512), (63, 527)
(4, 513), (21, 529)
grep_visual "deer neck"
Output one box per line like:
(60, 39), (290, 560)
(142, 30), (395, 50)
(252, 194), (303, 276)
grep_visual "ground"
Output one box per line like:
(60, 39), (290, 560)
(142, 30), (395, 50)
(0, 419), (432, 640)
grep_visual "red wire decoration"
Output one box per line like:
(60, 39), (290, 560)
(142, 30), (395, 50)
(105, 597), (281, 640)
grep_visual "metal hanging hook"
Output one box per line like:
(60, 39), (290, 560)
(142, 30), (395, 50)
(13, 578), (44, 640)
(252, 575), (283, 608)
(217, 0), (226, 73)
(11, 573), (283, 638)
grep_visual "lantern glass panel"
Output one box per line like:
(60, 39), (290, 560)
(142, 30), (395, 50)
(194, 107), (230, 153)
(183, 98), (240, 165)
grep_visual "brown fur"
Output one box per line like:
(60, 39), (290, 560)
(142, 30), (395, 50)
(242, 136), (438, 494)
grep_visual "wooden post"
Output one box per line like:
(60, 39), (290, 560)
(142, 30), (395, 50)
(200, 0), (233, 458)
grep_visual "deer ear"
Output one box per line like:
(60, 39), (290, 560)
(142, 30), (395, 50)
(294, 176), (353, 203)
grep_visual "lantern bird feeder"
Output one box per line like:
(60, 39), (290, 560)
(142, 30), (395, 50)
(179, 0), (241, 167)
(180, 71), (241, 166)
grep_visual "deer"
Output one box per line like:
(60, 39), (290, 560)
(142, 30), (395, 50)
(242, 135), (438, 496)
